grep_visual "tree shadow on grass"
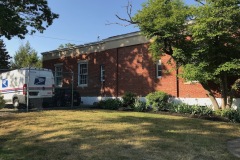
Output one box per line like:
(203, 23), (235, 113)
(0, 110), (239, 160)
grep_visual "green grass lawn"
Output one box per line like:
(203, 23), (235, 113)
(0, 109), (240, 160)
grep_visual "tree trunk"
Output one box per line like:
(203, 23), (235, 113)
(227, 92), (233, 109)
(201, 83), (220, 110)
(220, 74), (228, 109)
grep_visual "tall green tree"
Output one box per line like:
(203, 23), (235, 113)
(11, 41), (42, 69)
(133, 0), (240, 109)
(0, 0), (59, 40)
(0, 40), (8, 108)
(58, 43), (76, 49)
(0, 39), (11, 70)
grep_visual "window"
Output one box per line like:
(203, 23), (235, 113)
(78, 61), (88, 86)
(55, 64), (63, 87)
(100, 65), (105, 82)
(156, 60), (162, 78)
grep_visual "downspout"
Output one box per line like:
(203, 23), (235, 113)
(176, 64), (179, 98)
(116, 48), (119, 97)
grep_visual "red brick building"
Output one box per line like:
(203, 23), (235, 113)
(42, 32), (239, 108)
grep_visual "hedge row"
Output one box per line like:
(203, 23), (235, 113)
(94, 91), (240, 123)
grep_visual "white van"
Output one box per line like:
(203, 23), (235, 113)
(0, 68), (54, 108)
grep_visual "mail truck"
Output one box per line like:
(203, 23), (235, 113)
(0, 68), (54, 108)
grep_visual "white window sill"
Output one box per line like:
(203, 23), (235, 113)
(184, 81), (199, 84)
(78, 85), (88, 88)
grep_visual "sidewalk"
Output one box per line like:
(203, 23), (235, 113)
(227, 138), (240, 158)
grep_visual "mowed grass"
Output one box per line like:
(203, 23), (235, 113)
(0, 109), (240, 160)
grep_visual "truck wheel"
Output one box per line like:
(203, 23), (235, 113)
(13, 98), (20, 108)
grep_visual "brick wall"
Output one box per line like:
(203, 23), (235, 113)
(43, 43), (210, 98)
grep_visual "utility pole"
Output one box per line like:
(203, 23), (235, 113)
(71, 70), (74, 108)
(26, 67), (30, 112)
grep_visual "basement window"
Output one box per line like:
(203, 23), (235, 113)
(156, 60), (162, 78)
(78, 61), (88, 87)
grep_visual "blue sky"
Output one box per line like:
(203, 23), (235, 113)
(3, 0), (196, 58)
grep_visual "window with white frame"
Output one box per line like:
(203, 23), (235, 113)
(100, 65), (105, 82)
(78, 61), (88, 86)
(55, 64), (63, 87)
(156, 60), (162, 78)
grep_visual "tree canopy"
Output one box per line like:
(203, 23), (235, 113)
(133, 0), (240, 109)
(0, 0), (59, 39)
(11, 41), (42, 69)
(58, 43), (76, 49)
(0, 40), (11, 70)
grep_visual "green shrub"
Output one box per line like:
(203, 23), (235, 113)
(175, 103), (193, 114)
(197, 106), (213, 116)
(168, 103), (213, 116)
(93, 100), (105, 109)
(166, 103), (178, 112)
(0, 93), (5, 109)
(98, 99), (122, 110)
(215, 109), (240, 123)
(133, 99), (146, 112)
(122, 92), (137, 109)
(146, 91), (169, 111)
(170, 103), (191, 114)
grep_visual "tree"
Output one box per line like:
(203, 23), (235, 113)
(0, 93), (5, 109)
(58, 43), (76, 49)
(0, 39), (11, 70)
(132, 0), (240, 109)
(11, 41), (42, 69)
(0, 0), (59, 40)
